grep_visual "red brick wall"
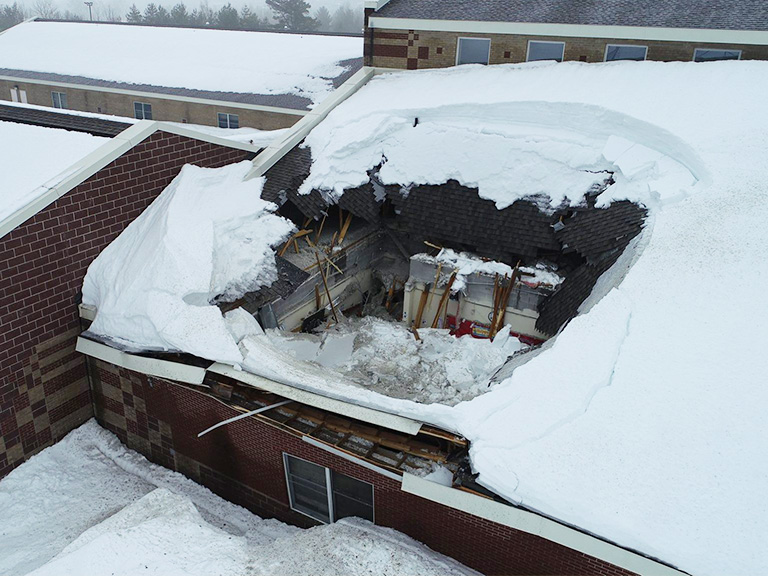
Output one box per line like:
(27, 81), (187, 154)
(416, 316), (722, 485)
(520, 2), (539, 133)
(89, 360), (639, 576)
(0, 131), (249, 478)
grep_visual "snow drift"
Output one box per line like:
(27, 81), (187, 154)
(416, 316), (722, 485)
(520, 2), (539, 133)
(0, 421), (474, 576)
(82, 161), (294, 363)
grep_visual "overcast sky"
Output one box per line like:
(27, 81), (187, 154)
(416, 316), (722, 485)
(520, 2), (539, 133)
(22, 0), (359, 20)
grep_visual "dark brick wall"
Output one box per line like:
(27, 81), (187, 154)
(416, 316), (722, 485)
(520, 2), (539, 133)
(0, 131), (249, 478)
(370, 28), (768, 69)
(89, 359), (639, 576)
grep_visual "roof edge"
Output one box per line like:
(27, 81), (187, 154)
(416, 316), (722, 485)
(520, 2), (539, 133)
(0, 73), (311, 115)
(247, 66), (376, 179)
(0, 120), (262, 240)
(403, 473), (690, 576)
(369, 17), (768, 45)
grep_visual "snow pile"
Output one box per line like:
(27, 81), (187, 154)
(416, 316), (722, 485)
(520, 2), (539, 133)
(82, 161), (294, 363)
(300, 64), (699, 209)
(267, 317), (523, 404)
(413, 249), (563, 292)
(0, 21), (361, 106)
(0, 421), (473, 576)
(0, 121), (108, 224)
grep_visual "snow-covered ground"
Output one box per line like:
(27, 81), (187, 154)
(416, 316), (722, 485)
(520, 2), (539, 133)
(0, 420), (474, 576)
(80, 60), (768, 575)
(0, 21), (362, 106)
(0, 120), (109, 224)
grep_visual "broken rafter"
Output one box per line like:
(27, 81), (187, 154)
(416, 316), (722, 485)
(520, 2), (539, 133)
(430, 270), (457, 329)
(315, 252), (339, 323)
(278, 229), (312, 257)
(412, 282), (431, 330)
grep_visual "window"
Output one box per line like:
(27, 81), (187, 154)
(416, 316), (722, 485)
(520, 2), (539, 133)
(51, 91), (68, 109)
(134, 101), (152, 120)
(693, 48), (741, 62)
(604, 44), (647, 62)
(217, 112), (240, 129)
(283, 454), (374, 524)
(527, 41), (565, 62)
(456, 37), (491, 65)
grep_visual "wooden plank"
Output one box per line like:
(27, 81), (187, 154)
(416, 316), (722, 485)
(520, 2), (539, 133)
(430, 270), (457, 329)
(413, 283), (431, 330)
(315, 252), (338, 323)
(315, 213), (327, 243)
(338, 212), (354, 245)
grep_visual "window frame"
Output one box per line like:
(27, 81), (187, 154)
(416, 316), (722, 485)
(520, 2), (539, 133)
(526, 40), (566, 63)
(692, 48), (742, 62)
(604, 44), (648, 62)
(283, 453), (375, 525)
(134, 101), (152, 120)
(455, 37), (492, 66)
(217, 112), (240, 129)
(51, 91), (67, 109)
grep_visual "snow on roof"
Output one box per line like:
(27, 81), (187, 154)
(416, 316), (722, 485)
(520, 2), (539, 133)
(299, 64), (698, 210)
(82, 161), (294, 363)
(0, 21), (362, 107)
(0, 120), (109, 225)
(80, 60), (768, 575)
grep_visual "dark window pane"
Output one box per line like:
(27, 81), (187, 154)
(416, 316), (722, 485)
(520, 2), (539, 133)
(143, 104), (152, 120)
(229, 114), (239, 129)
(528, 41), (564, 62)
(134, 102), (143, 119)
(457, 38), (490, 65)
(332, 471), (373, 522)
(286, 455), (330, 523)
(60, 93), (67, 109)
(606, 45), (646, 61)
(218, 113), (228, 128)
(694, 49), (741, 62)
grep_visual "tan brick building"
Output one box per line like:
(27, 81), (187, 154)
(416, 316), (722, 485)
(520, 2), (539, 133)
(0, 20), (362, 129)
(364, 0), (768, 69)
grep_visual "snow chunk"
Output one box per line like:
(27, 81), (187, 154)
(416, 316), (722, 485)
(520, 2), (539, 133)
(82, 161), (294, 362)
(300, 66), (700, 209)
(265, 317), (523, 405)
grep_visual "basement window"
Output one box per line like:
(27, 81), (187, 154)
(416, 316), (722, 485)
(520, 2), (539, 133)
(134, 101), (153, 120)
(693, 48), (741, 62)
(527, 41), (565, 62)
(604, 44), (647, 61)
(456, 37), (491, 65)
(217, 112), (240, 129)
(283, 453), (374, 524)
(51, 91), (67, 109)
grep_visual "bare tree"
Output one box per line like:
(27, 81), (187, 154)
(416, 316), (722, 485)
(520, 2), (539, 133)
(33, 0), (61, 19)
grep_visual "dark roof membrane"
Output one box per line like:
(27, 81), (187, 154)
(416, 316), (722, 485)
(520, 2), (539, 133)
(0, 103), (131, 136)
(375, 0), (768, 32)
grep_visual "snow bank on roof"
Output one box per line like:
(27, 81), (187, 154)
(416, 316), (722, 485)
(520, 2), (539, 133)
(82, 161), (294, 362)
(0, 120), (108, 225)
(300, 63), (699, 209)
(276, 62), (768, 575)
(0, 21), (361, 106)
(0, 420), (474, 576)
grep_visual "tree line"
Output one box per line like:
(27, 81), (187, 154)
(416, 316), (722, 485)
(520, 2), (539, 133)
(0, 1), (362, 34)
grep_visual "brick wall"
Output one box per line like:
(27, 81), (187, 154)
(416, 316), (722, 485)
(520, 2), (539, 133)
(89, 359), (639, 576)
(0, 79), (303, 130)
(0, 130), (249, 478)
(370, 28), (768, 69)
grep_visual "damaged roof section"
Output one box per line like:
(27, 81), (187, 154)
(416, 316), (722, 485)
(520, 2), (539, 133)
(536, 200), (647, 335)
(259, 138), (645, 338)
